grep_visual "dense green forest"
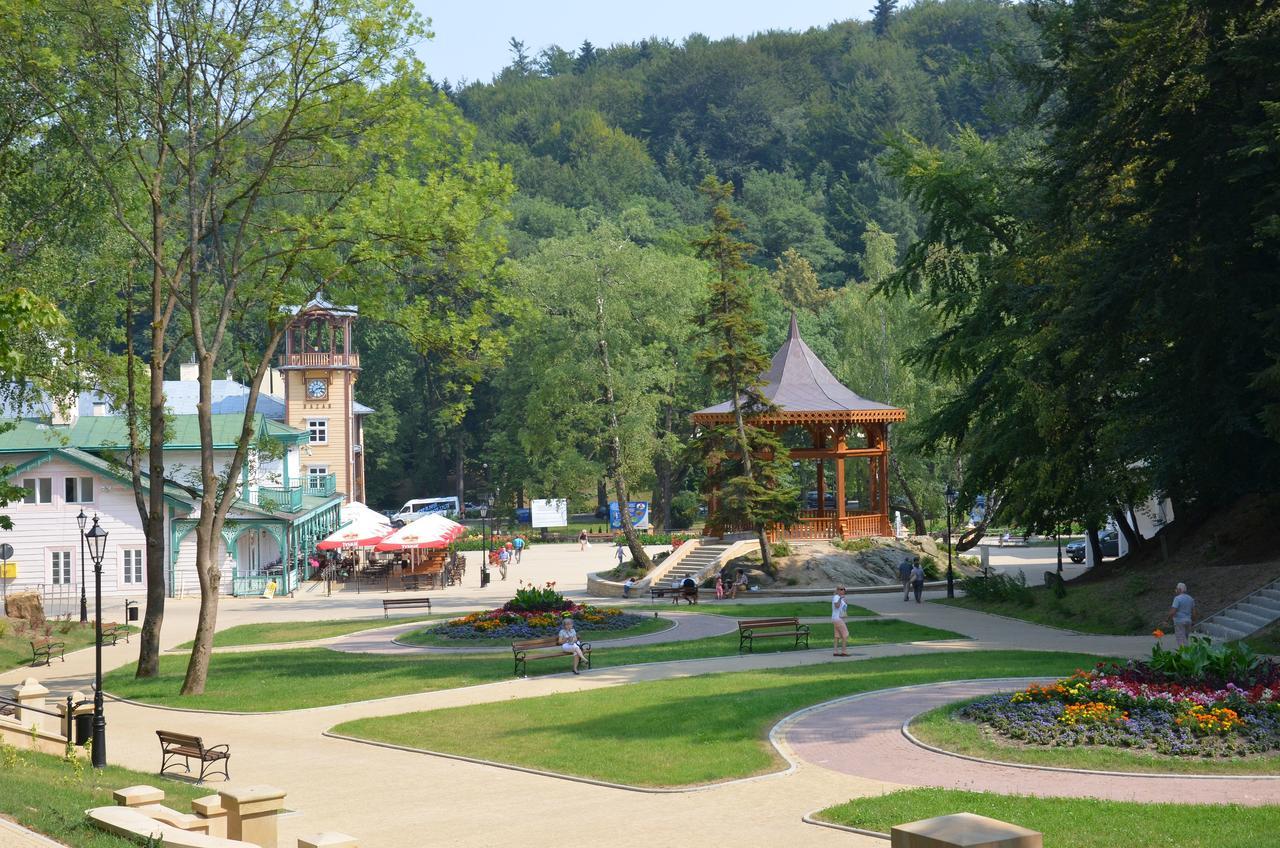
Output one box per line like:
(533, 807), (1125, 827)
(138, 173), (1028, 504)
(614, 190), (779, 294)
(358, 0), (1037, 529)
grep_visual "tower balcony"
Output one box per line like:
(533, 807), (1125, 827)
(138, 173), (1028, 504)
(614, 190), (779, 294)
(279, 352), (360, 370)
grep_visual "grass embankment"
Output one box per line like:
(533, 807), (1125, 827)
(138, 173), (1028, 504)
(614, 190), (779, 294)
(816, 789), (1278, 847)
(174, 613), (451, 649)
(910, 699), (1280, 775)
(938, 582), (1151, 635)
(627, 601), (874, 618)
(0, 746), (205, 847)
(334, 651), (1104, 787)
(105, 619), (959, 712)
(0, 622), (131, 672)
(1244, 621), (1280, 656)
(399, 615), (674, 647)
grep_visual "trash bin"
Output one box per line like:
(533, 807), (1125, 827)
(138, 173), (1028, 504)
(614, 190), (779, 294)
(125, 601), (139, 622)
(480, 566), (490, 589)
(74, 711), (92, 746)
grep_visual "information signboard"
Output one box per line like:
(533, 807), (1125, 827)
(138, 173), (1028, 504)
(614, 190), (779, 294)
(531, 498), (569, 528)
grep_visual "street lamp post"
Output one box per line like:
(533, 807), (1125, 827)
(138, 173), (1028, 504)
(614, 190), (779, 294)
(478, 503), (490, 589)
(84, 515), (109, 768)
(76, 509), (88, 624)
(1056, 520), (1064, 576)
(944, 483), (958, 599)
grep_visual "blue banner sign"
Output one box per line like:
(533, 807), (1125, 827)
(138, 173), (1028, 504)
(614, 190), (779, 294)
(608, 501), (650, 530)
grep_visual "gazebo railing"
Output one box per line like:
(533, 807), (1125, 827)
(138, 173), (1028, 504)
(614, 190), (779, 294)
(712, 513), (888, 542)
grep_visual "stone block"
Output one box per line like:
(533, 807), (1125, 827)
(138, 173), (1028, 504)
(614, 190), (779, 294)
(113, 785), (166, 807)
(220, 785), (287, 848)
(298, 833), (359, 848)
(193, 795), (229, 838)
(14, 678), (49, 731)
(4, 592), (44, 624)
(890, 812), (1043, 848)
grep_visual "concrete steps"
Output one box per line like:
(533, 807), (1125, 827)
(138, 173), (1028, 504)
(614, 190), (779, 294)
(1197, 580), (1280, 642)
(661, 543), (735, 584)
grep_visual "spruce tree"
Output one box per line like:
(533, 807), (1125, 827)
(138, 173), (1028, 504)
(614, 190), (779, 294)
(693, 176), (797, 572)
(872, 0), (898, 37)
(574, 39), (597, 74)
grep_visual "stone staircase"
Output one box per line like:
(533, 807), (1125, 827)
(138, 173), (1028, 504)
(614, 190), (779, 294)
(1197, 578), (1280, 642)
(645, 539), (742, 589)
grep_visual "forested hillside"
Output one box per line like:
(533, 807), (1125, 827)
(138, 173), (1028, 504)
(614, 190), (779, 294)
(359, 0), (1034, 527)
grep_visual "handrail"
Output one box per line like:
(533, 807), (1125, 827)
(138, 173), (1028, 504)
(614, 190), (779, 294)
(0, 693), (89, 741)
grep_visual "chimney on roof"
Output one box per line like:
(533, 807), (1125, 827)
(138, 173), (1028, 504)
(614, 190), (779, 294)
(179, 356), (198, 382)
(49, 394), (79, 427)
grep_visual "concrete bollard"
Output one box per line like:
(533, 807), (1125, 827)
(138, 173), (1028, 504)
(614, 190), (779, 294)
(891, 812), (1043, 848)
(219, 785), (287, 848)
(192, 795), (229, 838)
(298, 834), (359, 848)
(112, 786), (166, 808)
(13, 678), (49, 733)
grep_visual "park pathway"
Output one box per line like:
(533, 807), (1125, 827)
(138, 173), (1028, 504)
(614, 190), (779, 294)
(0, 581), (1188, 848)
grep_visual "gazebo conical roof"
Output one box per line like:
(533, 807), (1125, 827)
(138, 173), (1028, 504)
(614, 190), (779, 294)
(693, 314), (905, 426)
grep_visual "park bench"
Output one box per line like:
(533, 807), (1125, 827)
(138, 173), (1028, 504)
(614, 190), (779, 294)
(737, 617), (810, 654)
(101, 623), (129, 646)
(30, 639), (65, 667)
(511, 636), (591, 677)
(382, 597), (432, 618)
(156, 730), (230, 783)
(648, 585), (698, 605)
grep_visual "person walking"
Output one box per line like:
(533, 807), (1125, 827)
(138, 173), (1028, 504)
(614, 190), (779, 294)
(1167, 582), (1196, 646)
(615, 542), (626, 569)
(557, 613), (589, 674)
(715, 573), (725, 600)
(578, 529), (588, 552)
(498, 545), (511, 581)
(898, 557), (913, 602)
(910, 560), (925, 603)
(513, 534), (525, 564)
(832, 585), (850, 656)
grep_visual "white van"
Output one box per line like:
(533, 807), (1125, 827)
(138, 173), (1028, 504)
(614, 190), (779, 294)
(392, 497), (460, 524)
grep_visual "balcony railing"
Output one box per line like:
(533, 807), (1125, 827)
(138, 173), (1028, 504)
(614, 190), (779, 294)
(305, 473), (337, 497)
(279, 352), (360, 369)
(257, 485), (303, 513)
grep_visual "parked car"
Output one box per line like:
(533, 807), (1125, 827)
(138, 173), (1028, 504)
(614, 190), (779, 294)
(1065, 530), (1119, 563)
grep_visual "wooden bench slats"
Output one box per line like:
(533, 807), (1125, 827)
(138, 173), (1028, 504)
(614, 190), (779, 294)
(737, 617), (810, 654)
(30, 640), (65, 667)
(511, 636), (591, 676)
(382, 597), (432, 618)
(157, 730), (230, 783)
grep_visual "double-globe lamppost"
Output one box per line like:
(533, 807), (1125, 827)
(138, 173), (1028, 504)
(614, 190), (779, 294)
(944, 483), (958, 599)
(76, 509), (88, 624)
(84, 515), (109, 768)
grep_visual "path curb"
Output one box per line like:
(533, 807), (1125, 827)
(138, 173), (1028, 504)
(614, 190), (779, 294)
(801, 810), (889, 841)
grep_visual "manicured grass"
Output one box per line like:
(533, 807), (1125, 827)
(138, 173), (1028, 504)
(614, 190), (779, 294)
(105, 619), (961, 712)
(0, 621), (130, 672)
(938, 591), (1146, 635)
(627, 601), (874, 618)
(333, 651), (1105, 787)
(399, 615), (675, 647)
(0, 745), (206, 847)
(816, 789), (1278, 847)
(174, 613), (451, 649)
(910, 698), (1280, 775)
(1244, 621), (1280, 656)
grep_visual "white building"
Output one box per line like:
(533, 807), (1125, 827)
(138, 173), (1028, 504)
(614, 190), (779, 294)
(0, 299), (371, 612)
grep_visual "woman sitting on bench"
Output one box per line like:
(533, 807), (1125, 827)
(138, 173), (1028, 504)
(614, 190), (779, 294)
(557, 613), (588, 675)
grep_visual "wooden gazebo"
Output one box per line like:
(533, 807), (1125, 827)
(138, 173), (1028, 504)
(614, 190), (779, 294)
(692, 315), (906, 540)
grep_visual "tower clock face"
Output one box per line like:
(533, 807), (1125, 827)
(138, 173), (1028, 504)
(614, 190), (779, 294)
(306, 377), (328, 400)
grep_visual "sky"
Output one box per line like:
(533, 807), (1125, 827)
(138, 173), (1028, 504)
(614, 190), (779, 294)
(411, 1), (869, 85)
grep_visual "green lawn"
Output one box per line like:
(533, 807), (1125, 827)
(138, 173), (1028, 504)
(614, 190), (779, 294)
(105, 619), (959, 712)
(910, 699), (1280, 775)
(937, 591), (1146, 635)
(174, 613), (451, 649)
(399, 615), (674, 647)
(0, 745), (206, 847)
(333, 651), (1104, 787)
(1244, 621), (1280, 656)
(816, 789), (1278, 847)
(0, 621), (130, 671)
(627, 601), (874, 618)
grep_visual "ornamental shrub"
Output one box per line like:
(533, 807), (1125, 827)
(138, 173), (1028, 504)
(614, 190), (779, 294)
(504, 581), (572, 613)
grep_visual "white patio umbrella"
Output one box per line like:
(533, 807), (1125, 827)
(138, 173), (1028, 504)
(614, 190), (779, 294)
(340, 500), (390, 525)
(316, 512), (393, 550)
(374, 513), (466, 551)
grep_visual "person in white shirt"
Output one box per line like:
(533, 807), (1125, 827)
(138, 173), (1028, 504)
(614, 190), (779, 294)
(557, 613), (588, 674)
(832, 586), (850, 656)
(622, 577), (636, 598)
(1167, 583), (1196, 646)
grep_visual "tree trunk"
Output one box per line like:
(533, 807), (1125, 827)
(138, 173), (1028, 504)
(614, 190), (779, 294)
(1087, 525), (1104, 566)
(653, 404), (673, 531)
(1112, 507), (1142, 554)
(595, 291), (654, 571)
(181, 522), (221, 695)
(455, 433), (465, 512)
(955, 492), (999, 552)
(890, 455), (927, 535)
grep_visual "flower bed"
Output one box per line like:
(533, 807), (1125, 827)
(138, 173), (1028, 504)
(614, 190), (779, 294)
(427, 581), (646, 640)
(957, 637), (1280, 759)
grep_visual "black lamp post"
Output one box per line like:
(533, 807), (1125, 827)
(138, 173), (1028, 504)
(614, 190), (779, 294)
(944, 483), (958, 599)
(84, 515), (108, 768)
(478, 502), (490, 589)
(1056, 519), (1064, 576)
(76, 509), (88, 624)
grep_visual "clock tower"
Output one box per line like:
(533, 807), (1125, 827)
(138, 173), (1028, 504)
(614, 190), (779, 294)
(280, 298), (366, 503)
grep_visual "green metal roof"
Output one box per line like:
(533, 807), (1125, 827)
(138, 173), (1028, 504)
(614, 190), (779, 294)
(9, 447), (198, 508)
(0, 414), (308, 453)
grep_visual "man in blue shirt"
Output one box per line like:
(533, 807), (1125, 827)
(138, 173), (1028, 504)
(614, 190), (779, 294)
(1167, 582), (1196, 646)
(512, 535), (525, 564)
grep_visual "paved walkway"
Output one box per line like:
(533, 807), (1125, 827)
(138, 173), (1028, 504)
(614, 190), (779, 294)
(0, 545), (1210, 847)
(783, 678), (1280, 805)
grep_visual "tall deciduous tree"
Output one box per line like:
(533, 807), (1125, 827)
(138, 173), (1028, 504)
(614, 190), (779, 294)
(693, 177), (796, 571)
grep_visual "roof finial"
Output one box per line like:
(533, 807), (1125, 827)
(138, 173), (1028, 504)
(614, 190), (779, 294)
(789, 311), (800, 339)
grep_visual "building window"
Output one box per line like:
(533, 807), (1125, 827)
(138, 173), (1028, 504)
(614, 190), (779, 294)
(122, 549), (143, 584)
(22, 478), (52, 505)
(307, 466), (329, 490)
(50, 550), (72, 585)
(64, 476), (94, 504)
(307, 418), (328, 444)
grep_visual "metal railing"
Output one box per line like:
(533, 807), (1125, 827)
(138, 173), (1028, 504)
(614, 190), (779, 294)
(280, 352), (360, 368)
(257, 485), (303, 513)
(304, 473), (337, 497)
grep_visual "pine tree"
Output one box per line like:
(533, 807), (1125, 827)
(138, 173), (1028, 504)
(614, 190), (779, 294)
(508, 37), (532, 75)
(693, 176), (797, 572)
(574, 39), (597, 75)
(872, 0), (898, 37)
